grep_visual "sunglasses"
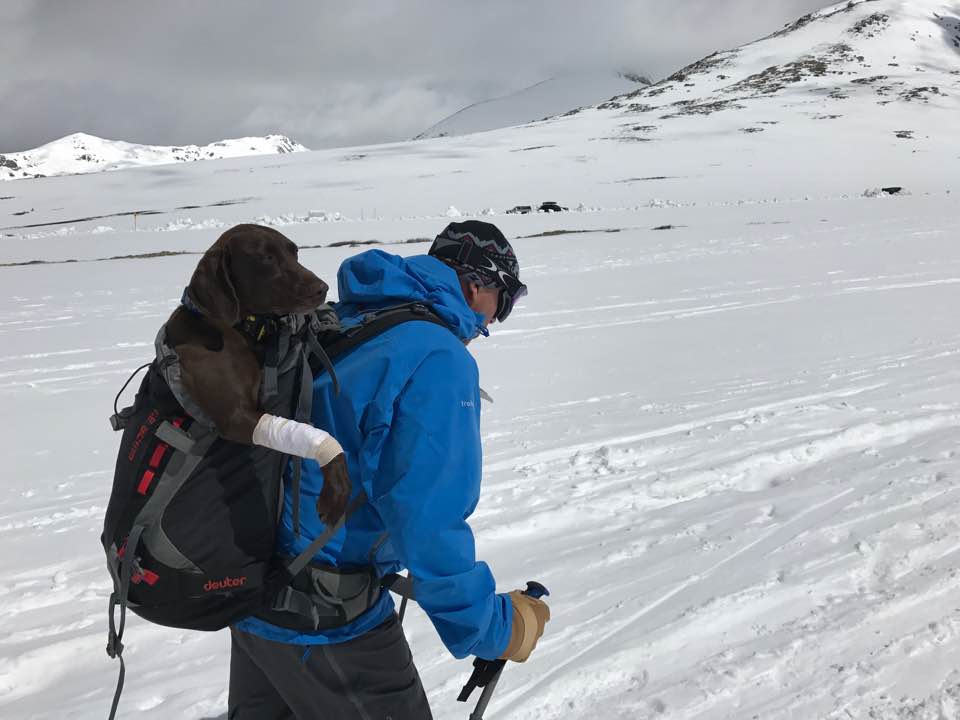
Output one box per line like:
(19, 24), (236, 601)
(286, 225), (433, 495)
(453, 242), (528, 323)
(494, 273), (528, 323)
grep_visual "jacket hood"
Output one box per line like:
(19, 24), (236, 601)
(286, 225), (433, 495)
(334, 250), (486, 341)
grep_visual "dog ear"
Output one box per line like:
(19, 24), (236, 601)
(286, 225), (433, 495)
(188, 240), (240, 325)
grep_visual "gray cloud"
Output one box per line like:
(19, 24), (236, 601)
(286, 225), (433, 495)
(2, 0), (831, 152)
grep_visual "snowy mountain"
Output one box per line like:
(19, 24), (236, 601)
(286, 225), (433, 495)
(2, 2), (960, 719)
(592, 0), (960, 142)
(413, 71), (651, 140)
(0, 132), (307, 181)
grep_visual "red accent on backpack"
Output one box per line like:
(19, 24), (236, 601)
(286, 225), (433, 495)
(148, 443), (168, 469)
(137, 470), (156, 496)
(132, 569), (160, 586)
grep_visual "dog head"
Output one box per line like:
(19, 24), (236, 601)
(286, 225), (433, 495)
(189, 224), (328, 324)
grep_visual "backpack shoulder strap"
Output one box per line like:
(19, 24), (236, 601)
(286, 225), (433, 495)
(307, 302), (449, 379)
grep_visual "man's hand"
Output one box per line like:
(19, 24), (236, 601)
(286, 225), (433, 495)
(499, 590), (550, 662)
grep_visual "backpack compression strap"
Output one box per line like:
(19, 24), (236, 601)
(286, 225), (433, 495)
(284, 491), (369, 578)
(106, 523), (145, 720)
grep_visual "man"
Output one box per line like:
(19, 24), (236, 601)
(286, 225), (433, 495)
(230, 220), (551, 719)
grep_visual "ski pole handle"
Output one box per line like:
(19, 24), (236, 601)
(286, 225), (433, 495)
(522, 581), (548, 600)
(458, 581), (550, 719)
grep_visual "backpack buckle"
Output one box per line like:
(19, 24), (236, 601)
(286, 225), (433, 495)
(109, 406), (135, 432)
(106, 634), (124, 659)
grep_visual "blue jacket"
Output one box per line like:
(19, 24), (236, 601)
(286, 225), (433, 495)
(236, 250), (513, 660)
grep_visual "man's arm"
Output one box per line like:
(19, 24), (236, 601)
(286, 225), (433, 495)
(365, 343), (511, 660)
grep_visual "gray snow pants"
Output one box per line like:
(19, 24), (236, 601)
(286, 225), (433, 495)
(228, 614), (432, 720)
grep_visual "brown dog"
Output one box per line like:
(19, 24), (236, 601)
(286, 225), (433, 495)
(164, 223), (350, 523)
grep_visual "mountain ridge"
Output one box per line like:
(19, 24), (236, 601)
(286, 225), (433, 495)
(0, 132), (308, 181)
(594, 0), (959, 120)
(414, 71), (651, 140)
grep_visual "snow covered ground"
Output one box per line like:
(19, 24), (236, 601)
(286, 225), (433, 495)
(1, 0), (959, 718)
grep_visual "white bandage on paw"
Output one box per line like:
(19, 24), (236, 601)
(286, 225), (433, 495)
(311, 434), (343, 467)
(252, 413), (343, 466)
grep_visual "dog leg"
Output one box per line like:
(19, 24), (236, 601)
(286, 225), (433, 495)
(176, 341), (263, 443)
(176, 332), (351, 522)
(251, 414), (341, 462)
(251, 414), (351, 522)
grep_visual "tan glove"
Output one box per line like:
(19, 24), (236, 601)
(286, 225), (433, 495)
(499, 590), (550, 662)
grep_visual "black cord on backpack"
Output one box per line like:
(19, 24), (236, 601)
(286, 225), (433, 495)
(111, 363), (152, 431)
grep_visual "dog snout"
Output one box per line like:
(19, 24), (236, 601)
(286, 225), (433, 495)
(291, 275), (328, 310)
(306, 277), (328, 301)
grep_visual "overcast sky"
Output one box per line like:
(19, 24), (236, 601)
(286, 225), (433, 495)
(1, 0), (832, 153)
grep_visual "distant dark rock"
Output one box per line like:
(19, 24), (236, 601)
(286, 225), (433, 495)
(770, 0), (859, 41)
(616, 176), (677, 183)
(851, 75), (888, 85)
(899, 86), (943, 102)
(0, 155), (19, 171)
(773, 12), (817, 38)
(849, 13), (890, 38)
(727, 57), (829, 95)
(621, 72), (653, 85)
(666, 50), (739, 83)
(660, 99), (744, 119)
(328, 239), (379, 248)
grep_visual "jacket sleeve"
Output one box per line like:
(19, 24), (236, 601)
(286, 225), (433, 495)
(367, 343), (512, 660)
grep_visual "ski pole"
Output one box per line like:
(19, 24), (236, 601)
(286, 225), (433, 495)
(457, 580), (550, 720)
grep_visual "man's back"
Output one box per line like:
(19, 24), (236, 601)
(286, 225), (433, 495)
(236, 249), (512, 659)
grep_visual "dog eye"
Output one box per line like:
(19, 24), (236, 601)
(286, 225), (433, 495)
(261, 253), (275, 263)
